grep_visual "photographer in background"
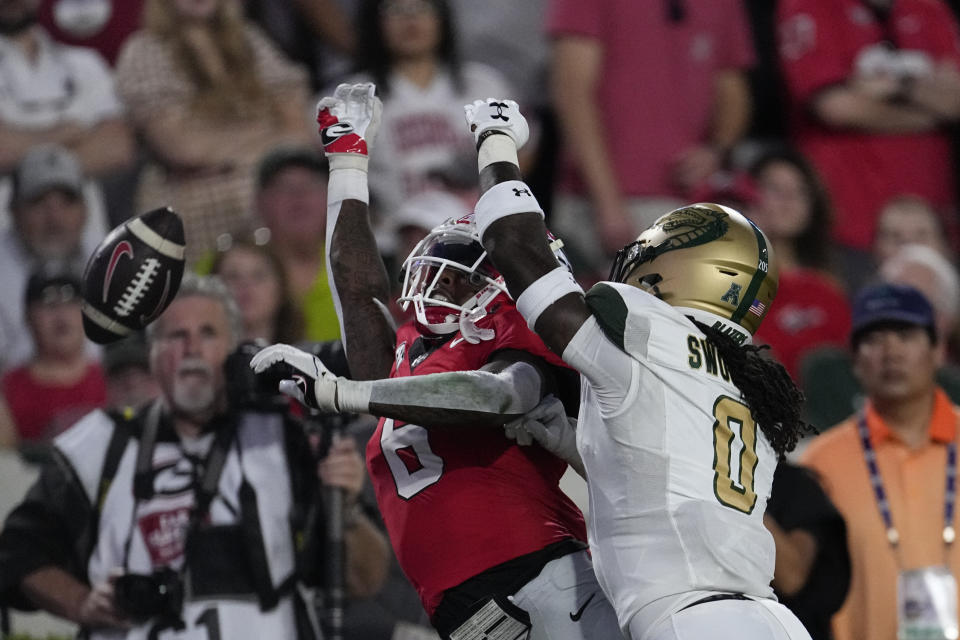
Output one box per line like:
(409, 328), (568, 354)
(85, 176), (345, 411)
(0, 273), (389, 639)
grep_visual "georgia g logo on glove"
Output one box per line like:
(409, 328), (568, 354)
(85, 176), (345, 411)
(316, 83), (383, 158)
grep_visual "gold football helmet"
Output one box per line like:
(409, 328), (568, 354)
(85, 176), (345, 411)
(609, 203), (778, 335)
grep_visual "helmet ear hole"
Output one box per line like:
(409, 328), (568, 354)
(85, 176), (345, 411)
(638, 273), (663, 296)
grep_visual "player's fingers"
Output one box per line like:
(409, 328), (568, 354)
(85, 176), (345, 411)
(524, 395), (563, 421)
(278, 379), (307, 404)
(521, 419), (549, 443)
(249, 344), (289, 371)
(503, 419), (522, 440)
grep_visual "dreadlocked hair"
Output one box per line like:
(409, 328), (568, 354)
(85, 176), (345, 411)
(692, 320), (815, 458)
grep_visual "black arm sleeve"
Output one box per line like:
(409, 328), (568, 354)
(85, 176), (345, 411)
(0, 451), (94, 610)
(767, 462), (851, 640)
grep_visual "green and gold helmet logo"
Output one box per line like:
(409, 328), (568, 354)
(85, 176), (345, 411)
(651, 206), (730, 259)
(611, 206), (732, 282)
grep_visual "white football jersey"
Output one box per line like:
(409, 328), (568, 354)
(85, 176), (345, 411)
(564, 282), (777, 631)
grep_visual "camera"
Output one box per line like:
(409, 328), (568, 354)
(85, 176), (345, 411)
(113, 567), (184, 622)
(224, 339), (290, 413)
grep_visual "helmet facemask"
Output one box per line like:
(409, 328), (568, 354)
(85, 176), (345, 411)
(399, 221), (508, 337)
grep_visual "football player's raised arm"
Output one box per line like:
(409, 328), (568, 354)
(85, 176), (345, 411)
(463, 99), (592, 356)
(320, 83), (396, 380)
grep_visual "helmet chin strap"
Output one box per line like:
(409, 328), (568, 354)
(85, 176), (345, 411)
(458, 284), (501, 343)
(412, 294), (460, 335)
(412, 283), (503, 342)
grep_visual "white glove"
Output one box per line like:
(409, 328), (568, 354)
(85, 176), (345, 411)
(463, 98), (529, 150)
(249, 343), (339, 412)
(504, 395), (585, 478)
(316, 83), (383, 171)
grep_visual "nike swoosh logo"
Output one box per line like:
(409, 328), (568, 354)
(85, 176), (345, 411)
(569, 592), (596, 622)
(103, 240), (133, 303)
(449, 336), (466, 348)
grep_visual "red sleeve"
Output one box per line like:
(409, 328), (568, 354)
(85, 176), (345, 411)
(718, 0), (757, 70)
(546, 0), (603, 39)
(485, 308), (569, 370)
(776, 0), (853, 105)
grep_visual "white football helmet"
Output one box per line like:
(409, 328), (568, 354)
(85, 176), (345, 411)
(398, 214), (570, 337)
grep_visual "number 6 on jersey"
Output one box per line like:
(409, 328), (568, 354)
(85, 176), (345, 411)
(380, 419), (444, 499)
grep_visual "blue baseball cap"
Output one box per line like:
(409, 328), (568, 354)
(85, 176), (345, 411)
(850, 283), (936, 344)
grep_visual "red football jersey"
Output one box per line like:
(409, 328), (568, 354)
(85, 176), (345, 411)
(365, 295), (587, 615)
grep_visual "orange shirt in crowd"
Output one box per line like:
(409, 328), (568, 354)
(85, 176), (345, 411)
(801, 388), (960, 640)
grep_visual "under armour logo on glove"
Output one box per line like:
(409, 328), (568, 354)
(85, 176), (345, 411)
(513, 188), (531, 197)
(463, 98), (530, 149)
(490, 101), (510, 121)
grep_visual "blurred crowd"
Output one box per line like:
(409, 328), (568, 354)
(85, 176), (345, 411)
(2, 0), (960, 638)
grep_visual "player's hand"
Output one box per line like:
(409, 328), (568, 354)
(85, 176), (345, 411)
(504, 395), (585, 478)
(317, 83), (383, 166)
(250, 344), (340, 412)
(464, 98), (529, 149)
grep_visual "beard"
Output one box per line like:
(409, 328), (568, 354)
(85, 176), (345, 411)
(171, 358), (218, 417)
(0, 7), (36, 36)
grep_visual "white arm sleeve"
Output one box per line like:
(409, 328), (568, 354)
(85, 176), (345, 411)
(324, 168), (370, 350)
(562, 316), (636, 415)
(358, 360), (545, 418)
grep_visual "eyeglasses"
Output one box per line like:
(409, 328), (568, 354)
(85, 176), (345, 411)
(28, 284), (80, 306)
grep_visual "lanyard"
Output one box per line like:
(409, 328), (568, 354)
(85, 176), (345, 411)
(857, 412), (958, 548)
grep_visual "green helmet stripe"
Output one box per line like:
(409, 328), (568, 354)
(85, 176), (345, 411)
(730, 220), (769, 325)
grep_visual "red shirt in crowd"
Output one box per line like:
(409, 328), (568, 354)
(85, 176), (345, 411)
(38, 0), (144, 65)
(547, 0), (755, 198)
(777, 0), (960, 250)
(2, 363), (107, 442)
(755, 269), (852, 382)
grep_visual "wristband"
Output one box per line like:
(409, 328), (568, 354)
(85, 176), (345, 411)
(473, 180), (544, 240)
(328, 153), (369, 173)
(334, 378), (372, 414)
(477, 132), (519, 172)
(327, 167), (369, 205)
(515, 266), (583, 331)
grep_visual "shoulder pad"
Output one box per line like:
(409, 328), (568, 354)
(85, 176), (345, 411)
(585, 282), (633, 350)
(586, 282), (670, 359)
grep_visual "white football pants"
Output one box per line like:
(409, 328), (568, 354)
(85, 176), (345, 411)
(634, 597), (812, 640)
(509, 549), (625, 640)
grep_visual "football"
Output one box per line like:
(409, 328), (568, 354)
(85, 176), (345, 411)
(81, 206), (186, 344)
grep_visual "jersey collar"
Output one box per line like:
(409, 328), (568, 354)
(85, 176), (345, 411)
(865, 387), (958, 445)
